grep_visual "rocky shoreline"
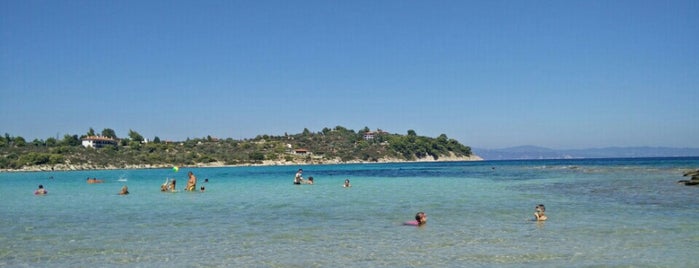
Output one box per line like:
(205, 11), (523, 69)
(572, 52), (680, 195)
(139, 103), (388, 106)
(678, 169), (699, 186)
(0, 154), (483, 173)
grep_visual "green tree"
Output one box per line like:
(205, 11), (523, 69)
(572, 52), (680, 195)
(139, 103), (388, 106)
(87, 128), (96, 136)
(61, 134), (80, 146)
(249, 152), (265, 161)
(45, 137), (57, 147)
(153, 136), (161, 143)
(101, 128), (117, 139)
(128, 129), (144, 142)
(14, 136), (27, 147)
(31, 138), (44, 147)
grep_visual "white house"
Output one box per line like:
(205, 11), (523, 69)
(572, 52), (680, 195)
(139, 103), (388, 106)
(81, 136), (117, 148)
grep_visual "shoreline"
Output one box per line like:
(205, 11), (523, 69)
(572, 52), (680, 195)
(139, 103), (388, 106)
(0, 154), (483, 173)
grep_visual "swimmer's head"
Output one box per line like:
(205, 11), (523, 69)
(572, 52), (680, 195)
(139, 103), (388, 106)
(38, 184), (44, 189)
(415, 212), (427, 224)
(536, 204), (546, 212)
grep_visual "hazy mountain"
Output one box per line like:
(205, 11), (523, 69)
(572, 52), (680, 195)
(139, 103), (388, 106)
(473, 146), (699, 160)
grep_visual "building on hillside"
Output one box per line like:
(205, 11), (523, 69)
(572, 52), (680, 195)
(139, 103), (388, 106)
(294, 148), (310, 155)
(81, 136), (117, 148)
(364, 129), (389, 140)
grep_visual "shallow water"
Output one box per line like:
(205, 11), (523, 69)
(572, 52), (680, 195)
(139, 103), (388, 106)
(1, 158), (698, 267)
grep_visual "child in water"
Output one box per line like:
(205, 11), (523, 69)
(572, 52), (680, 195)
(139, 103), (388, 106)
(534, 204), (547, 221)
(404, 212), (427, 226)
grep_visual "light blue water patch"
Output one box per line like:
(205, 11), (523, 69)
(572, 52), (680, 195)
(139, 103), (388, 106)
(1, 158), (698, 267)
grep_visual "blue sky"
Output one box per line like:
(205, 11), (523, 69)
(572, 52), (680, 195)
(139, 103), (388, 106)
(1, 0), (697, 149)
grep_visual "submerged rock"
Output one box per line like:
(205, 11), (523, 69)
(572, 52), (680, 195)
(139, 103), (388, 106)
(679, 169), (699, 186)
(683, 169), (699, 177)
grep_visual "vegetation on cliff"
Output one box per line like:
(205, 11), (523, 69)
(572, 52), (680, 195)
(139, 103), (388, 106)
(0, 126), (472, 170)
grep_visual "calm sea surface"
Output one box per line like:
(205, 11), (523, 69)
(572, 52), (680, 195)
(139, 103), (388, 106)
(1, 158), (698, 267)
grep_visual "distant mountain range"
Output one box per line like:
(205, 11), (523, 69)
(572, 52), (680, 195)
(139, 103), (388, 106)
(473, 146), (699, 160)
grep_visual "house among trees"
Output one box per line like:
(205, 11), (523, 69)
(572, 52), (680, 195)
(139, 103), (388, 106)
(364, 129), (388, 140)
(294, 148), (310, 155)
(81, 136), (117, 148)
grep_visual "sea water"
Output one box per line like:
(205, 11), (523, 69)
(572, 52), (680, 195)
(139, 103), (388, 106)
(1, 158), (698, 267)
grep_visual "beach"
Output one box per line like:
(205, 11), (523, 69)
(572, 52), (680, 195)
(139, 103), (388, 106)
(1, 157), (697, 267)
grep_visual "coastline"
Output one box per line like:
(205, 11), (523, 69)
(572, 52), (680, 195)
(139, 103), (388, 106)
(0, 153), (483, 173)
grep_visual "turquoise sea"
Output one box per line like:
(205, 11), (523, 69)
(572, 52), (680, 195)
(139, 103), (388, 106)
(1, 157), (698, 267)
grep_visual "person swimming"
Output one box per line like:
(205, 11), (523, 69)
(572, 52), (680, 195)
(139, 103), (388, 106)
(119, 185), (129, 195)
(161, 178), (176, 192)
(35, 184), (47, 195)
(87, 177), (103, 184)
(161, 179), (169, 192)
(343, 179), (351, 188)
(534, 204), (548, 221)
(305, 176), (314, 185)
(404, 212), (427, 226)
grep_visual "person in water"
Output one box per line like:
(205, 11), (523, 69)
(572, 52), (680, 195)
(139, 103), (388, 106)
(404, 212), (427, 226)
(119, 185), (129, 195)
(87, 177), (103, 184)
(185, 171), (197, 191)
(294, 169), (303, 185)
(161, 179), (169, 192)
(35, 184), (47, 195)
(304, 176), (314, 185)
(534, 204), (548, 221)
(343, 179), (351, 188)
(161, 178), (175, 192)
(200, 185), (205, 192)
(169, 178), (176, 192)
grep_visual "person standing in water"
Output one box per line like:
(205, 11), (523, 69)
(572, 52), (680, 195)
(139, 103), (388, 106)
(185, 171), (197, 191)
(294, 169), (303, 185)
